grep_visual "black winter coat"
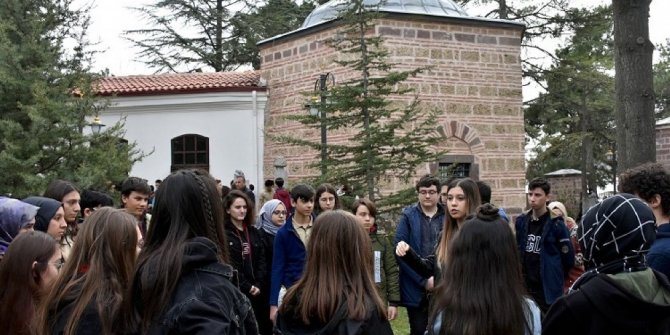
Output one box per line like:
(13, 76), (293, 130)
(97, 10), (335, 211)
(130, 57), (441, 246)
(275, 296), (393, 335)
(141, 237), (258, 335)
(225, 222), (268, 295)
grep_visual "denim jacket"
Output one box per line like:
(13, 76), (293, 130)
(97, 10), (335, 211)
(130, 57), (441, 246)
(515, 209), (574, 305)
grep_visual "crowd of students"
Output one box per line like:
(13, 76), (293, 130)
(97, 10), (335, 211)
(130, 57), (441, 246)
(1, 163), (670, 334)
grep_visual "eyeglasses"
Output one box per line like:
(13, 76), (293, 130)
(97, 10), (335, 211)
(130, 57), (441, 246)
(272, 210), (288, 216)
(418, 190), (438, 196)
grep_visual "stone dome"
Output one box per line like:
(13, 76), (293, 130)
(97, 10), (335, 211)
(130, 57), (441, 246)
(302, 0), (470, 29)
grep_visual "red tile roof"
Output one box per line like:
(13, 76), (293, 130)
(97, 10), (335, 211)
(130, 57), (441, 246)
(94, 71), (264, 96)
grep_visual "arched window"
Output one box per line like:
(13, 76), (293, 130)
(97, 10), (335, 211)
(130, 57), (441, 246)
(171, 134), (209, 172)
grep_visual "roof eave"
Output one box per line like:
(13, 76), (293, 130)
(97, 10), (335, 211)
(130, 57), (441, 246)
(258, 11), (526, 48)
(95, 86), (267, 97)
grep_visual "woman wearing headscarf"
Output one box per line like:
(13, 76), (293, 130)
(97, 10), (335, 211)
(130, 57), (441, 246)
(256, 199), (286, 330)
(23, 197), (69, 261)
(0, 197), (39, 260)
(543, 193), (670, 335)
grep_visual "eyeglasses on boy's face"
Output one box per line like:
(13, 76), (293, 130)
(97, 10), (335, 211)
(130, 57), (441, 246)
(272, 210), (288, 216)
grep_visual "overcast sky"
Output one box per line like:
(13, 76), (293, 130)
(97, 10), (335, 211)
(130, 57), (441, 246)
(86, 0), (670, 77)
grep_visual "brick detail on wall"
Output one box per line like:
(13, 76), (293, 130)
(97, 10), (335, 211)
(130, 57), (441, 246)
(259, 17), (525, 210)
(657, 125), (670, 171)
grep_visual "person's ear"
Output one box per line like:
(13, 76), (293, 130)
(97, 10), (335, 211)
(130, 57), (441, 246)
(32, 261), (40, 281)
(649, 194), (662, 209)
(83, 208), (93, 218)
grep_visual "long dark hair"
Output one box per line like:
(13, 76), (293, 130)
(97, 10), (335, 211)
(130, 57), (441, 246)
(430, 204), (531, 335)
(0, 231), (59, 335)
(436, 177), (481, 264)
(315, 183), (340, 213)
(37, 208), (138, 335)
(222, 190), (255, 227)
(279, 210), (386, 323)
(44, 180), (80, 202)
(125, 169), (228, 332)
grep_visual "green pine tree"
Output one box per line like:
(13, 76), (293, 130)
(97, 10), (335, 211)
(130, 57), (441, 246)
(0, 0), (143, 198)
(525, 6), (614, 194)
(277, 0), (445, 212)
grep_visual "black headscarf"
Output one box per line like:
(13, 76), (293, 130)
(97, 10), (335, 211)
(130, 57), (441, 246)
(570, 193), (656, 292)
(22, 196), (62, 233)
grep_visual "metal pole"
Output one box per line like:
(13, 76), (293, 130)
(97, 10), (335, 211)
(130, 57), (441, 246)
(319, 74), (327, 177)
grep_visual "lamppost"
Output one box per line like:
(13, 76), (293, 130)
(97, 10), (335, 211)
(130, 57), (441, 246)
(309, 72), (335, 176)
(88, 115), (106, 134)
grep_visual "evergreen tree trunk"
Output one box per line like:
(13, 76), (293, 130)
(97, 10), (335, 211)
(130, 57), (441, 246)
(612, 0), (655, 171)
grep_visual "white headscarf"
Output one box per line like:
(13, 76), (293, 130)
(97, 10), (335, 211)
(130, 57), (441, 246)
(255, 199), (284, 235)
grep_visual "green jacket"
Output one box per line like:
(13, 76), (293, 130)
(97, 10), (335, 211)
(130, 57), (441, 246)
(370, 228), (401, 306)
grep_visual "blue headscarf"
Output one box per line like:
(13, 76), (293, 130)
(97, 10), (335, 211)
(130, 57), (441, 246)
(255, 199), (284, 236)
(0, 197), (39, 255)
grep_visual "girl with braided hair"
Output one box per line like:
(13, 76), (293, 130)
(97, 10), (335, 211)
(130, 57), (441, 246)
(121, 169), (257, 334)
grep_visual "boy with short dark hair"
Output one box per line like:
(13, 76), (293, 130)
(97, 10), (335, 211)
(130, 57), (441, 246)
(619, 162), (670, 278)
(269, 184), (315, 322)
(120, 177), (151, 235)
(515, 177), (574, 313)
(79, 190), (114, 220)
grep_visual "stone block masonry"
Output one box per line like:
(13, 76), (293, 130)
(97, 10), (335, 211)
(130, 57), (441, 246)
(259, 15), (525, 212)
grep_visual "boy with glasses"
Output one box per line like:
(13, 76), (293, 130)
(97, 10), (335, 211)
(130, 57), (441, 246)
(394, 175), (444, 335)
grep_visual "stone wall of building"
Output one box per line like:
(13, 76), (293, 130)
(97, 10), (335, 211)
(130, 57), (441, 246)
(657, 124), (670, 171)
(259, 16), (526, 212)
(545, 174), (581, 218)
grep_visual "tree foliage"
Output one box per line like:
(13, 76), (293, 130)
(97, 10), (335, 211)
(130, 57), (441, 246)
(276, 0), (445, 211)
(655, 39), (670, 119)
(229, 0), (316, 69)
(0, 0), (142, 198)
(124, 0), (318, 72)
(456, 0), (571, 88)
(525, 6), (614, 193)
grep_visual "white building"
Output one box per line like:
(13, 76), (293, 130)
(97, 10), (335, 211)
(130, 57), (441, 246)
(93, 71), (267, 190)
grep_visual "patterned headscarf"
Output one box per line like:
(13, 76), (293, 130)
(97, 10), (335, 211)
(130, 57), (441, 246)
(579, 193), (656, 271)
(0, 197), (39, 255)
(255, 199), (284, 236)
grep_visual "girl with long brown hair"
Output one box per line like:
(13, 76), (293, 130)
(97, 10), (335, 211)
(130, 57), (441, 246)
(36, 207), (139, 335)
(396, 178), (481, 281)
(429, 204), (540, 335)
(276, 210), (393, 334)
(223, 190), (270, 334)
(0, 231), (61, 334)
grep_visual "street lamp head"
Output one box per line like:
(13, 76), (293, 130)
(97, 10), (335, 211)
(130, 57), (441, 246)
(89, 115), (106, 134)
(309, 105), (320, 117)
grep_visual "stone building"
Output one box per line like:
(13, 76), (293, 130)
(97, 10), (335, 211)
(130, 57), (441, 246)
(544, 169), (582, 218)
(657, 117), (670, 170)
(258, 0), (526, 213)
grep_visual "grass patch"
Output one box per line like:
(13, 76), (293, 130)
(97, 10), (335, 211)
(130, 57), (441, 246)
(390, 306), (410, 335)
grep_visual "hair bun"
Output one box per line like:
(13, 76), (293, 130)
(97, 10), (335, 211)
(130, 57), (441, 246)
(476, 203), (500, 221)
